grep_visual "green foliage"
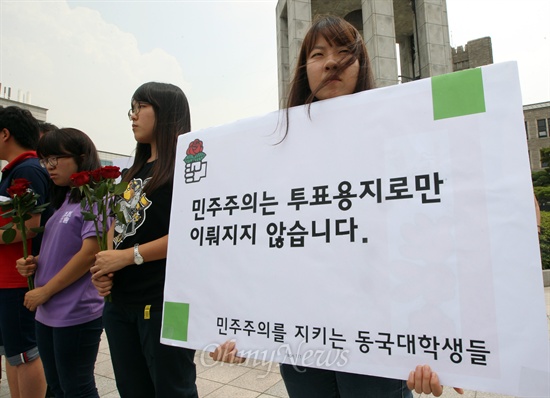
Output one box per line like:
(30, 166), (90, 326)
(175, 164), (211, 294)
(2, 228), (16, 244)
(532, 170), (550, 187)
(540, 148), (550, 167)
(539, 211), (550, 270)
(534, 186), (550, 211)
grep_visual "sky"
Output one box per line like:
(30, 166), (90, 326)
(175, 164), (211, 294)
(0, 0), (548, 155)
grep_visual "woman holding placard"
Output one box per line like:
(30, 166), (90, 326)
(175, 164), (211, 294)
(212, 15), (464, 398)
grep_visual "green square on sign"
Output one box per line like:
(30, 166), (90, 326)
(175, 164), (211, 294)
(162, 302), (189, 342)
(432, 68), (486, 120)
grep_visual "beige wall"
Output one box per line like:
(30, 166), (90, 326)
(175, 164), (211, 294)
(525, 102), (550, 171)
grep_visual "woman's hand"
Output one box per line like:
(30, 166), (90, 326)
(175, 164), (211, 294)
(24, 287), (52, 311)
(407, 364), (464, 396)
(91, 249), (132, 279)
(91, 273), (114, 297)
(16, 255), (37, 278)
(209, 340), (245, 364)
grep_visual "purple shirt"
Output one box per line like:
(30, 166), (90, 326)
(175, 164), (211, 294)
(35, 197), (107, 327)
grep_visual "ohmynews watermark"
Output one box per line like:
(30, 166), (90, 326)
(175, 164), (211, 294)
(199, 342), (350, 378)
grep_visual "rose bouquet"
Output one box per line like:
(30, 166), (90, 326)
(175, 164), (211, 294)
(0, 178), (49, 290)
(71, 166), (126, 302)
(70, 166), (127, 251)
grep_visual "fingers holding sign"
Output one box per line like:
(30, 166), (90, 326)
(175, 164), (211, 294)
(209, 340), (245, 364)
(407, 364), (464, 397)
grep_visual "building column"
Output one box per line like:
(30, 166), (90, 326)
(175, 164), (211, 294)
(362, 0), (399, 87)
(277, 0), (312, 106)
(414, 0), (452, 78)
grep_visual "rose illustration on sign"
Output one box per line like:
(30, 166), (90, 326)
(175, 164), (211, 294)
(184, 139), (207, 183)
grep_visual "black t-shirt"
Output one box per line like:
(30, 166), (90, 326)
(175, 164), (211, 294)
(111, 161), (173, 307)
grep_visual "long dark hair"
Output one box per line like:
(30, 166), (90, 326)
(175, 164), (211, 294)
(287, 15), (375, 108)
(37, 128), (101, 209)
(124, 82), (191, 194)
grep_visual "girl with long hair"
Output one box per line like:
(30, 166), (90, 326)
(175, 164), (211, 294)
(90, 82), (198, 397)
(213, 15), (463, 398)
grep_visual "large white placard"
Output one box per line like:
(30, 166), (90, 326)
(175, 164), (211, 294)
(162, 62), (549, 397)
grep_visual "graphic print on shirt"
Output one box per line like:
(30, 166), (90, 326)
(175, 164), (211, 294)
(60, 211), (73, 224)
(113, 177), (152, 248)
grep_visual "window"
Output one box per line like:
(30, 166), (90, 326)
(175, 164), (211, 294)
(538, 119), (548, 138)
(525, 121), (529, 139)
(541, 149), (550, 168)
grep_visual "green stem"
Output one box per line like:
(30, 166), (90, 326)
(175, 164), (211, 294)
(20, 220), (34, 290)
(84, 189), (102, 251)
(18, 205), (33, 290)
(103, 189), (112, 303)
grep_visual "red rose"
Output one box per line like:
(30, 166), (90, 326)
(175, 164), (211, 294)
(7, 178), (31, 198)
(90, 169), (102, 182)
(100, 166), (121, 180)
(186, 139), (203, 156)
(70, 171), (91, 187)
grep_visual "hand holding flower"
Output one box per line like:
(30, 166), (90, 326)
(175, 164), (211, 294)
(91, 249), (132, 279)
(16, 255), (37, 278)
(91, 273), (114, 297)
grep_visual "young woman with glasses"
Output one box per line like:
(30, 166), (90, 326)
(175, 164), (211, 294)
(16, 128), (106, 398)
(90, 82), (198, 397)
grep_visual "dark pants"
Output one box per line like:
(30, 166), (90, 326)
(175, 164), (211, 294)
(36, 318), (103, 398)
(0, 288), (39, 365)
(103, 302), (198, 398)
(280, 364), (413, 398)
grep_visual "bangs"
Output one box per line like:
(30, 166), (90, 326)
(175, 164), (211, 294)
(307, 16), (359, 54)
(131, 82), (159, 107)
(37, 130), (66, 157)
(131, 85), (151, 105)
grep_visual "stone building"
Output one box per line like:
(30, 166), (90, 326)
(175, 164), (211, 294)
(452, 36), (493, 71)
(276, 0), (453, 105)
(275, 0), (549, 174)
(525, 101), (550, 171)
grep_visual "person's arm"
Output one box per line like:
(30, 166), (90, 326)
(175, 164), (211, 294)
(23, 237), (100, 311)
(91, 234), (169, 279)
(0, 213), (41, 244)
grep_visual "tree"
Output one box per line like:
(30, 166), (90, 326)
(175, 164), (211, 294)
(532, 151), (550, 268)
(539, 211), (550, 269)
(532, 148), (550, 210)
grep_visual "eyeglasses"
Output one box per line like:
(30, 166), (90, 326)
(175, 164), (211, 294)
(39, 155), (73, 168)
(127, 101), (150, 120)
